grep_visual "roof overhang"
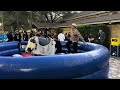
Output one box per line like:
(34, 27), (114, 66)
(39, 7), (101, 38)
(64, 11), (110, 21)
(77, 19), (120, 25)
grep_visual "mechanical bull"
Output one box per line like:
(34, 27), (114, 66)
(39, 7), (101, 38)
(25, 36), (56, 55)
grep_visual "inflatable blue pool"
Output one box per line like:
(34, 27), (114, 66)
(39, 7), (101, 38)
(0, 41), (110, 79)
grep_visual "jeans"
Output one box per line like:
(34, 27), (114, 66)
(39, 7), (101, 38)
(66, 40), (78, 53)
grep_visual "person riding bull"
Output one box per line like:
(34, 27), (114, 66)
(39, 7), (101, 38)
(66, 23), (87, 53)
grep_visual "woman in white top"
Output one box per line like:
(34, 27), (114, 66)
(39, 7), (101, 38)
(58, 31), (65, 41)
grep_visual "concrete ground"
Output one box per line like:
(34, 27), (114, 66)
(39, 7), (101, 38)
(108, 57), (120, 79)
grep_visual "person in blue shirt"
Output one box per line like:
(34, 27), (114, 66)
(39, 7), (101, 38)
(2, 31), (8, 42)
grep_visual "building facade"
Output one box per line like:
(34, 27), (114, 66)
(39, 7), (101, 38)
(32, 11), (120, 39)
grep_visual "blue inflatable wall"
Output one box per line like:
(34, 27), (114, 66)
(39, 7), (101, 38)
(0, 41), (110, 79)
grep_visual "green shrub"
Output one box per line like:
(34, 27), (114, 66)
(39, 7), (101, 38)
(54, 28), (63, 35)
(77, 24), (110, 49)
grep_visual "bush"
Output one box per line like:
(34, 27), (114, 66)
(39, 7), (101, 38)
(77, 24), (110, 49)
(54, 28), (63, 35)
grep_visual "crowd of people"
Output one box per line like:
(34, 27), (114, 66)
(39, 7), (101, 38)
(64, 29), (105, 44)
(57, 23), (105, 53)
(0, 30), (21, 42)
(0, 31), (8, 42)
(0, 23), (105, 54)
(0, 30), (57, 42)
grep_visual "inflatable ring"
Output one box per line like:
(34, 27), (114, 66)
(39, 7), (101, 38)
(0, 41), (110, 79)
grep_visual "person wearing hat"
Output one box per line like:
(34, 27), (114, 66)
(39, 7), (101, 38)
(66, 23), (86, 53)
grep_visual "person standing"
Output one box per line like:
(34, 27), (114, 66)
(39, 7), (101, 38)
(88, 33), (94, 43)
(67, 32), (71, 41)
(58, 31), (65, 41)
(57, 31), (65, 53)
(7, 31), (14, 41)
(14, 31), (21, 54)
(53, 35), (62, 54)
(64, 33), (68, 40)
(23, 31), (28, 41)
(30, 31), (35, 38)
(3, 31), (8, 42)
(98, 29), (105, 45)
(66, 23), (86, 53)
(14, 31), (21, 41)
(0, 31), (3, 42)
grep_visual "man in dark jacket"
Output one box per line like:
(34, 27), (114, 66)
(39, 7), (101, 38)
(23, 31), (28, 41)
(14, 31), (22, 54)
(14, 31), (21, 41)
(53, 36), (62, 54)
(98, 29), (105, 45)
(7, 31), (14, 41)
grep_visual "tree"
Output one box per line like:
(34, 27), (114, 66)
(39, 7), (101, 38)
(54, 27), (63, 35)
(0, 11), (76, 31)
(32, 11), (74, 23)
(1, 11), (16, 31)
(0, 11), (31, 31)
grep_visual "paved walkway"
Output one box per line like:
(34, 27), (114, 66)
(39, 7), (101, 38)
(108, 57), (120, 79)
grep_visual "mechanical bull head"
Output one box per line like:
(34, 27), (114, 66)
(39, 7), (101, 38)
(25, 36), (56, 55)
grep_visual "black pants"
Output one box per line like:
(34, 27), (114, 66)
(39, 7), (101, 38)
(55, 41), (62, 53)
(66, 41), (78, 53)
(18, 41), (21, 54)
(98, 39), (104, 45)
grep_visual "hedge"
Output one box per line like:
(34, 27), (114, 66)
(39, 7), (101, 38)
(77, 24), (110, 49)
(54, 28), (63, 35)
